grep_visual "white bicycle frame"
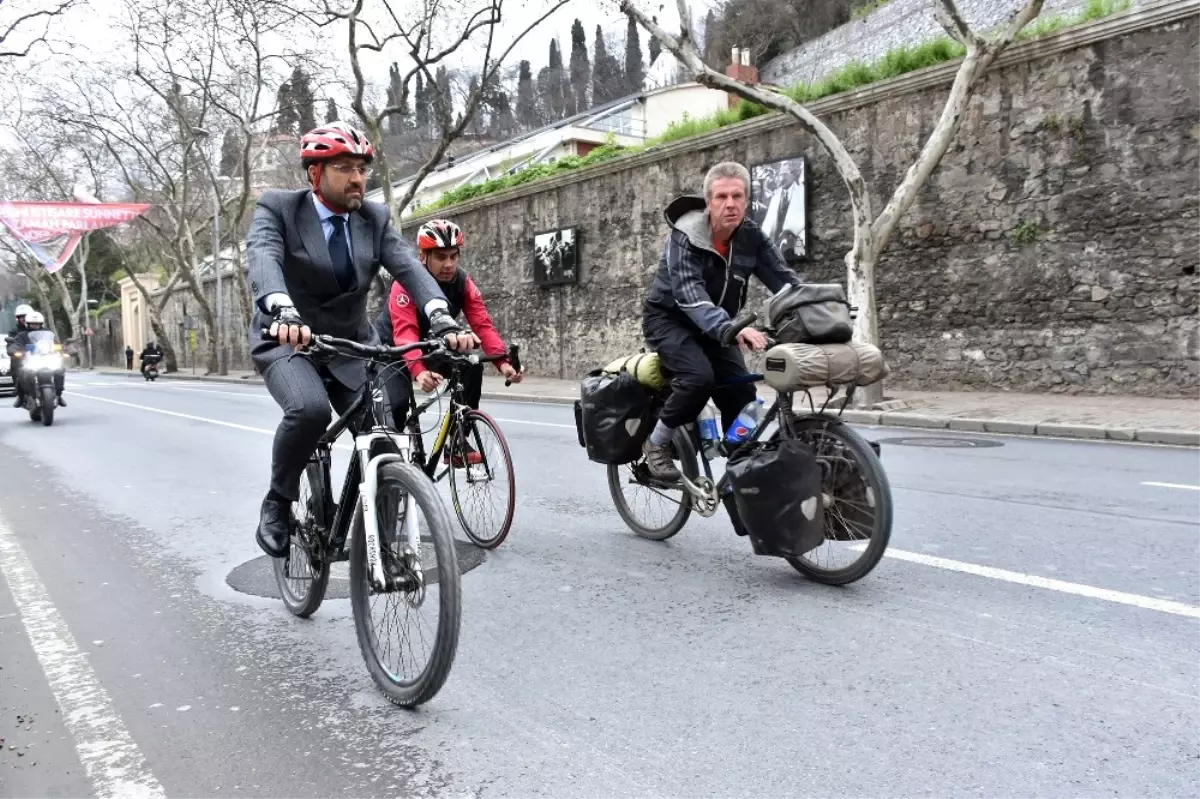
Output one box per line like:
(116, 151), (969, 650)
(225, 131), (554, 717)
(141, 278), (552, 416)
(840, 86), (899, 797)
(354, 428), (421, 593)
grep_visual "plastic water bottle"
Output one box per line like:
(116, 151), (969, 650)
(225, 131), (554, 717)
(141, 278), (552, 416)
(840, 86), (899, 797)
(697, 402), (721, 457)
(724, 398), (764, 444)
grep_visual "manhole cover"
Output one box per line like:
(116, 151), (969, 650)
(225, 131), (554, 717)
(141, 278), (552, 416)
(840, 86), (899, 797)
(877, 436), (1004, 449)
(226, 538), (487, 600)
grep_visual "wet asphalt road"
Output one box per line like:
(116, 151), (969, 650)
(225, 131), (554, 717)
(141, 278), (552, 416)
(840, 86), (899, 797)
(0, 372), (1198, 798)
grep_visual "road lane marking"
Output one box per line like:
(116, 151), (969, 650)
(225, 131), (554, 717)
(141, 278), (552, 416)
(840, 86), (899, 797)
(72, 392), (354, 450)
(1142, 481), (1200, 491)
(75, 392), (279, 436)
(872, 546), (1200, 619)
(492, 417), (575, 429)
(0, 510), (165, 798)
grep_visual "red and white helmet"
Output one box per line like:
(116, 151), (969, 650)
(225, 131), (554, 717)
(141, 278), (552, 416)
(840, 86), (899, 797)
(299, 122), (375, 166)
(416, 219), (464, 250)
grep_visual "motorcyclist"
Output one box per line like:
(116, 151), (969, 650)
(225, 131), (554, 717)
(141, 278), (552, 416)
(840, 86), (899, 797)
(140, 341), (163, 377)
(11, 311), (66, 407)
(640, 161), (801, 480)
(6, 303), (33, 407)
(373, 219), (522, 458)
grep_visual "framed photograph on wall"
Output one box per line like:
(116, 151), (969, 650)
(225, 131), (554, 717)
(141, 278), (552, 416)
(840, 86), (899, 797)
(750, 155), (807, 262)
(533, 226), (579, 286)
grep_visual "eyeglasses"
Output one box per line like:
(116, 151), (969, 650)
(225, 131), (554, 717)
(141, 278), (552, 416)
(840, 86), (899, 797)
(326, 163), (372, 177)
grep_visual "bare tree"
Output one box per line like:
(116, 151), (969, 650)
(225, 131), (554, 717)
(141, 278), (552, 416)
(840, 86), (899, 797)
(622, 0), (1044, 405)
(186, 0), (321, 344)
(0, 0), (78, 59)
(306, 0), (572, 223)
(0, 131), (95, 350)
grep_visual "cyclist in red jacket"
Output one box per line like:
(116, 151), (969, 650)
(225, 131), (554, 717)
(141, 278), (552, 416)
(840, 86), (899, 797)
(374, 219), (522, 456)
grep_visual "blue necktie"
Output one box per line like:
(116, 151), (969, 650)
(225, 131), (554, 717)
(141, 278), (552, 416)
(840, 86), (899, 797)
(327, 216), (356, 293)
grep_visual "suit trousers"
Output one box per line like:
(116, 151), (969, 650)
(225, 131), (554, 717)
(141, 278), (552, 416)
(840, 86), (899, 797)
(262, 355), (362, 501)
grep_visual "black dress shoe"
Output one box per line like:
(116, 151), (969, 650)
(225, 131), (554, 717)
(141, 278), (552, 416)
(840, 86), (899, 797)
(256, 497), (292, 558)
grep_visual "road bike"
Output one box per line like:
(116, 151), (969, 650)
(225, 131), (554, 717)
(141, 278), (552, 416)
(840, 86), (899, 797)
(263, 330), (463, 707)
(605, 310), (893, 585)
(402, 345), (521, 549)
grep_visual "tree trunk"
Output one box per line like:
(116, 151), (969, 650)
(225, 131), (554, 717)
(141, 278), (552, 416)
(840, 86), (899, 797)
(27, 272), (61, 336)
(149, 318), (179, 372)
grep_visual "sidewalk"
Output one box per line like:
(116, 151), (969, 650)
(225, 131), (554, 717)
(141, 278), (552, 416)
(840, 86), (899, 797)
(86, 366), (1200, 446)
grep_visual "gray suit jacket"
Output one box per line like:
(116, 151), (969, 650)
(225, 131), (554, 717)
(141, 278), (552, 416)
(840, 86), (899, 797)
(245, 189), (444, 388)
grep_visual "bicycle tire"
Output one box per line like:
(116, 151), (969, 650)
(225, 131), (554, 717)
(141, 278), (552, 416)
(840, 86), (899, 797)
(607, 430), (698, 541)
(349, 461), (461, 708)
(781, 417), (893, 585)
(448, 410), (516, 549)
(272, 463), (331, 618)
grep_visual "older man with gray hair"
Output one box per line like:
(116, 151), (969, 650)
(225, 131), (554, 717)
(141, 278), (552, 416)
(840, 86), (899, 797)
(640, 160), (802, 481)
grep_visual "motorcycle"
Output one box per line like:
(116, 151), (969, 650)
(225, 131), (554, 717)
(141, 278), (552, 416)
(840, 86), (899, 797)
(14, 331), (65, 427)
(142, 352), (163, 381)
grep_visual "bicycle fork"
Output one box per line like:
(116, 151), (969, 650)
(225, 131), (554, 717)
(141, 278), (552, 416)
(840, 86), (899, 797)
(355, 431), (424, 598)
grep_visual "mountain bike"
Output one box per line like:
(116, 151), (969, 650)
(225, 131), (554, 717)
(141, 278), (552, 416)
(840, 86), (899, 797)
(403, 345), (521, 549)
(262, 330), (463, 708)
(606, 310), (893, 586)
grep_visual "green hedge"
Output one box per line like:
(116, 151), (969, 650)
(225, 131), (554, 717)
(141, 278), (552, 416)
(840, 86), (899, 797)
(415, 0), (1131, 216)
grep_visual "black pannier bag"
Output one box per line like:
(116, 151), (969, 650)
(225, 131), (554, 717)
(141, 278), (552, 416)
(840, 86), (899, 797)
(765, 283), (854, 345)
(575, 369), (653, 465)
(725, 439), (825, 557)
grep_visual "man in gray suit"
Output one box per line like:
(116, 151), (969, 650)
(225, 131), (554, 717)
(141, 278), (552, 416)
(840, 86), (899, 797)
(246, 121), (478, 558)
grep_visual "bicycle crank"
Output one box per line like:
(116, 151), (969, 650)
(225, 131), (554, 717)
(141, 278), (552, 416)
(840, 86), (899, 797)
(679, 474), (719, 517)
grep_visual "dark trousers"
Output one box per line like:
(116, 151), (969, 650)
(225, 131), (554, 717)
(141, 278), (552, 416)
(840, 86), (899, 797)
(382, 354), (483, 430)
(643, 310), (756, 433)
(262, 356), (361, 501)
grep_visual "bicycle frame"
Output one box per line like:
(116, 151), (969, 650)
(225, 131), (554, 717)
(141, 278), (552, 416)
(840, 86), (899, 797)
(405, 348), (515, 483)
(670, 373), (860, 518)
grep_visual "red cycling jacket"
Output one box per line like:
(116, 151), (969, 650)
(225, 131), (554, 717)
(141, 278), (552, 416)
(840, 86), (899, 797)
(388, 272), (508, 377)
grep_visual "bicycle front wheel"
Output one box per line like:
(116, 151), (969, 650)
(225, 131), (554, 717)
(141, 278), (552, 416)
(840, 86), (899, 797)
(781, 417), (892, 585)
(349, 461), (461, 707)
(448, 410), (516, 549)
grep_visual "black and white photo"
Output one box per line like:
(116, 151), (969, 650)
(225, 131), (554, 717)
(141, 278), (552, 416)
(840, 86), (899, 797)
(533, 226), (579, 286)
(750, 155), (807, 262)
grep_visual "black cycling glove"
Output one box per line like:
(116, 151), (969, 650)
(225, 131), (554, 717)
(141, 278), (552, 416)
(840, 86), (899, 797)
(273, 305), (304, 327)
(428, 308), (462, 339)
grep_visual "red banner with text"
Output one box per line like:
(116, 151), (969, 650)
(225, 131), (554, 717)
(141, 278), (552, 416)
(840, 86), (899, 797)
(0, 201), (150, 273)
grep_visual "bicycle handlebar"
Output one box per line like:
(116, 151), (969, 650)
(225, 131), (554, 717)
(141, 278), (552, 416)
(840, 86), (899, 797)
(720, 310), (759, 348)
(260, 329), (524, 384)
(259, 328), (444, 361)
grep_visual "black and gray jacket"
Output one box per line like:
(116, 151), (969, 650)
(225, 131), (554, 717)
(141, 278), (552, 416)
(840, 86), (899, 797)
(643, 194), (799, 341)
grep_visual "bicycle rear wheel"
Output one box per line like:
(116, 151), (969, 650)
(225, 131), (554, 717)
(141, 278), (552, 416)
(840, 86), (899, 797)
(448, 410), (515, 549)
(606, 431), (698, 541)
(781, 417), (892, 585)
(349, 461), (461, 707)
(273, 463), (331, 618)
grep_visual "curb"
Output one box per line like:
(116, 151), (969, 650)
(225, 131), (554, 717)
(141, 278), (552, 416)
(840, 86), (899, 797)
(83, 371), (1199, 447)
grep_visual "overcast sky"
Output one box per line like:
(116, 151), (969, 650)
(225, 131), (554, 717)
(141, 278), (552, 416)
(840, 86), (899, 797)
(21, 0), (713, 108)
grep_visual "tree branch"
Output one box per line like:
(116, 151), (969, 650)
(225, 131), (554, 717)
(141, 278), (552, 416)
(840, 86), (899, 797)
(871, 0), (1043, 251)
(622, 0), (874, 256)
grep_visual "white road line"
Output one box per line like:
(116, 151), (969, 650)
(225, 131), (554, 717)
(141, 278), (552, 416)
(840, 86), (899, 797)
(75, 392), (277, 436)
(164, 385), (271, 400)
(492, 417), (575, 429)
(0, 510), (165, 798)
(72, 392), (355, 449)
(1142, 481), (1200, 491)
(876, 547), (1200, 619)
